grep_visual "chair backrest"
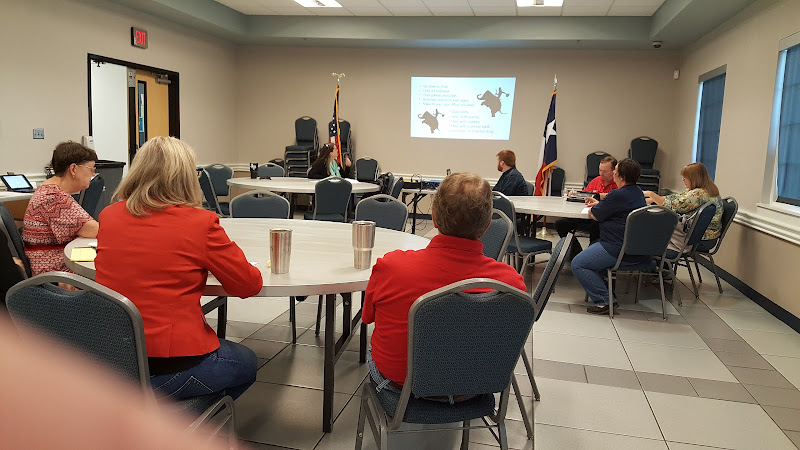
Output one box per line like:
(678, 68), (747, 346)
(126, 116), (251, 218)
(6, 272), (150, 388)
(585, 151), (611, 185)
(629, 137), (658, 169)
(257, 163), (285, 178)
(230, 190), (291, 219)
(406, 279), (535, 398)
(550, 167), (565, 197)
(197, 168), (223, 216)
(389, 177), (404, 199)
(1, 231), (25, 305)
(480, 209), (513, 262)
(355, 157), (379, 182)
(685, 201), (717, 248)
(0, 203), (30, 277)
(314, 177), (353, 218)
(491, 192), (516, 232)
(525, 180), (534, 196)
(204, 164), (233, 197)
(354, 194), (407, 231)
(704, 197), (738, 255)
(614, 205), (678, 268)
(295, 116), (318, 145)
(79, 174), (105, 220)
(378, 172), (395, 195)
(531, 233), (574, 321)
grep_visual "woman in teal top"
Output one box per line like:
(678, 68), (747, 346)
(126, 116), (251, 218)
(308, 143), (352, 179)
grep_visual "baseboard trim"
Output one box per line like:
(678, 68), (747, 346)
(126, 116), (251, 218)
(696, 256), (800, 334)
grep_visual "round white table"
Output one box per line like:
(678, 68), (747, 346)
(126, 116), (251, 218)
(227, 177), (380, 195)
(0, 191), (33, 203)
(507, 195), (590, 219)
(65, 218), (428, 433)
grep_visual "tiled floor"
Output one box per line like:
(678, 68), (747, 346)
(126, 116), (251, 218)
(208, 227), (800, 449)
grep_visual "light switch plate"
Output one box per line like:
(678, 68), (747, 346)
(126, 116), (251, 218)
(33, 128), (44, 139)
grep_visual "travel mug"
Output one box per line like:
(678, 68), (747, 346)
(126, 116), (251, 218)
(250, 163), (258, 179)
(352, 221), (376, 269)
(270, 228), (292, 274)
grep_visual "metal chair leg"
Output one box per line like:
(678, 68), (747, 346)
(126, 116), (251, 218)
(709, 254), (724, 293)
(658, 270), (667, 320)
(511, 377), (534, 440)
(608, 269), (614, 319)
(461, 420), (471, 450)
(685, 256), (700, 299)
(634, 273), (642, 303)
(520, 348), (538, 397)
(694, 258), (703, 283)
(289, 297), (297, 344)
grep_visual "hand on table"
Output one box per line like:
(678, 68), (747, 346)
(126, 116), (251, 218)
(585, 197), (599, 208)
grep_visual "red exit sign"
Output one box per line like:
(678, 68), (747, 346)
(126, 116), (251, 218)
(131, 27), (148, 49)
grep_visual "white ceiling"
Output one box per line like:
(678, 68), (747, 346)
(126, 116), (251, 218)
(214, 0), (667, 17)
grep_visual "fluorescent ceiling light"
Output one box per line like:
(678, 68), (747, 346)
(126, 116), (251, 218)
(516, 0), (564, 6)
(294, 0), (342, 7)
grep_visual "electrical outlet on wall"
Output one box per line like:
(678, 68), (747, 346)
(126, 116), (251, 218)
(33, 128), (45, 139)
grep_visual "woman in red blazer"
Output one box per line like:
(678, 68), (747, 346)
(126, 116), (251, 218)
(95, 137), (263, 401)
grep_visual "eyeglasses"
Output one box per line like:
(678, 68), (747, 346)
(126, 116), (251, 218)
(76, 164), (96, 174)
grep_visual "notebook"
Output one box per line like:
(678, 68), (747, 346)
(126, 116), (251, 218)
(1, 174), (35, 193)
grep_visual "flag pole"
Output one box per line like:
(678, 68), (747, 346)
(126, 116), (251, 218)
(536, 74), (558, 239)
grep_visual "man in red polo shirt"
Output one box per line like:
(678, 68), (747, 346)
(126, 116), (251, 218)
(555, 155), (618, 259)
(363, 173), (526, 393)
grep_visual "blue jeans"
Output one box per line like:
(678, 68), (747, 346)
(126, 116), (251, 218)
(572, 242), (618, 306)
(150, 339), (257, 401)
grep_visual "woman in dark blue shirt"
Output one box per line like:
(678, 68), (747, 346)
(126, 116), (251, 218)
(572, 158), (645, 314)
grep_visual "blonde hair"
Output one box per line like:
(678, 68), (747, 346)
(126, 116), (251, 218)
(681, 162), (719, 197)
(114, 136), (202, 216)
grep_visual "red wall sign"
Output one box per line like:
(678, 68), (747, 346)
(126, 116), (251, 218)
(131, 27), (148, 49)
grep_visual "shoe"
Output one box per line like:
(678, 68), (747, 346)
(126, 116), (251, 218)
(587, 302), (619, 315)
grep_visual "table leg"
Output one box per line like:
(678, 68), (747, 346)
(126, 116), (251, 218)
(217, 298), (227, 339)
(323, 293), (336, 433)
(288, 193), (295, 218)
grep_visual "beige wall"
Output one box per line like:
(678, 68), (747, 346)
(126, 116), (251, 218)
(235, 47), (681, 185)
(675, 0), (800, 315)
(0, 0), (237, 174)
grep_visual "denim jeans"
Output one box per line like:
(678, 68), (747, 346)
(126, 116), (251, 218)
(572, 242), (618, 306)
(150, 339), (257, 401)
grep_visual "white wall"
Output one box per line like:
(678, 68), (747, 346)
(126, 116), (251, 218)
(90, 62), (129, 170)
(675, 0), (800, 317)
(0, 0), (238, 175)
(235, 47), (682, 186)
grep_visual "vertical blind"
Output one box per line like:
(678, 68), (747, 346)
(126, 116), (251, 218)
(696, 73), (726, 180)
(777, 44), (800, 206)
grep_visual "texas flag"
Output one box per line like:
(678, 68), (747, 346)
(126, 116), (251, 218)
(534, 91), (557, 196)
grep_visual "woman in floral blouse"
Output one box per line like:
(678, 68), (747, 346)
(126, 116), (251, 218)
(643, 162), (723, 250)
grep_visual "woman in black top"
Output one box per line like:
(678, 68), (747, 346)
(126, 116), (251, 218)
(308, 143), (352, 179)
(571, 158), (646, 314)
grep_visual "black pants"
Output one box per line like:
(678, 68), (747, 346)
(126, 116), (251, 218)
(554, 218), (600, 259)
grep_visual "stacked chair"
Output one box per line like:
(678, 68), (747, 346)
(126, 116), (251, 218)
(285, 116), (318, 178)
(629, 136), (660, 193)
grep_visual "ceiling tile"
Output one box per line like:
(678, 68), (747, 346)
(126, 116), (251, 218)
(562, 5), (610, 16)
(216, 0), (276, 14)
(612, 0), (665, 5)
(517, 6), (563, 16)
(429, 7), (475, 16)
(471, 5), (517, 16)
(564, 0), (613, 5)
(310, 7), (356, 15)
(341, 6), (393, 15)
(607, 5), (659, 16)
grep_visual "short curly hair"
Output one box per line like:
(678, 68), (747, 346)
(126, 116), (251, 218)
(432, 173), (492, 240)
(51, 141), (98, 176)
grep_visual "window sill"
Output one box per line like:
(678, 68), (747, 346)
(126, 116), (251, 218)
(734, 203), (800, 246)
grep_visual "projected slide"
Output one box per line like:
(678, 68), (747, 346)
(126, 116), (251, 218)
(410, 77), (516, 140)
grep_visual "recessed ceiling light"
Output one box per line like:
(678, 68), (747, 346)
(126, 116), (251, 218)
(294, 0), (342, 7)
(517, 0), (564, 6)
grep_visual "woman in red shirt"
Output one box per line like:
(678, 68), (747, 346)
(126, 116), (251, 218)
(95, 137), (262, 401)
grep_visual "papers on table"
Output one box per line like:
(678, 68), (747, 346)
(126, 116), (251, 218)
(581, 207), (591, 215)
(70, 247), (96, 262)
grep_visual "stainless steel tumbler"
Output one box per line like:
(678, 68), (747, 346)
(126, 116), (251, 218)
(352, 221), (376, 269)
(270, 228), (292, 274)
